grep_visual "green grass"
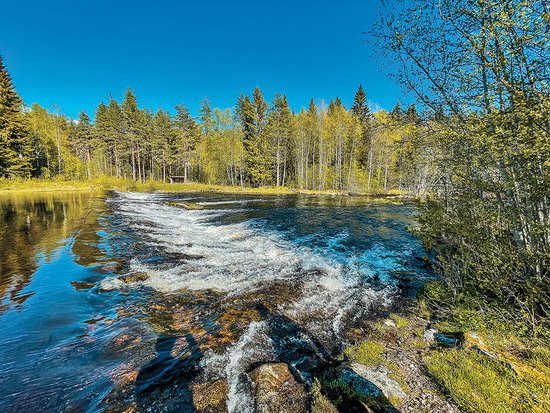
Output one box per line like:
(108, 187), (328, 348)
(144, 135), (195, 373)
(389, 313), (409, 329)
(425, 349), (550, 413)
(344, 341), (386, 366)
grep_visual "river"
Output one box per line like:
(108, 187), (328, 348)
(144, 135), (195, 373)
(0, 191), (432, 412)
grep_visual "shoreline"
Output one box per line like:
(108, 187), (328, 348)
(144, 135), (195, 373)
(0, 178), (415, 200)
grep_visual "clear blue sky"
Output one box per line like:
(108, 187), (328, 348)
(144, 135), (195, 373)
(1, 0), (400, 118)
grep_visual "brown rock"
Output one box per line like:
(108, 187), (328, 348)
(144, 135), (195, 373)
(191, 380), (228, 413)
(249, 363), (307, 413)
(118, 272), (148, 283)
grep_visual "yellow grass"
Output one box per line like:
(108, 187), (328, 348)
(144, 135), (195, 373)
(0, 177), (412, 198)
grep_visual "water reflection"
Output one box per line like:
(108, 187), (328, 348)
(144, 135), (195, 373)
(0, 191), (430, 412)
(0, 191), (105, 313)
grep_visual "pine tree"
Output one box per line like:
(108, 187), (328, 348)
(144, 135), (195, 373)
(0, 56), (32, 177)
(390, 102), (403, 121)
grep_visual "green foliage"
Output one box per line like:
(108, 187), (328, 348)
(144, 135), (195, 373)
(389, 313), (408, 329)
(0, 56), (32, 177)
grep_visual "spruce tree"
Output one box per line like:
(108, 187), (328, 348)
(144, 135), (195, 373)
(237, 89), (271, 186)
(351, 85), (372, 169)
(0, 56), (32, 177)
(351, 85), (370, 125)
(198, 97), (214, 135)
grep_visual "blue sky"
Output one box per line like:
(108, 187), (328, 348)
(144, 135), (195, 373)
(1, 0), (401, 118)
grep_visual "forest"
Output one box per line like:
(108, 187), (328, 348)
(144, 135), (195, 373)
(1, 59), (435, 195)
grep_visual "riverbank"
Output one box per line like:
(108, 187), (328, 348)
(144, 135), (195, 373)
(328, 284), (550, 413)
(0, 177), (412, 199)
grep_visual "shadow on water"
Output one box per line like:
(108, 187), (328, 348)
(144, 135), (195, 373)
(255, 303), (400, 413)
(135, 334), (202, 412)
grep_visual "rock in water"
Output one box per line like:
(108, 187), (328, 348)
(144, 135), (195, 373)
(118, 272), (148, 283)
(249, 363), (307, 413)
(191, 380), (228, 413)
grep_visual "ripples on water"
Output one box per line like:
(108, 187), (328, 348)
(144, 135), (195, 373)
(0, 191), (432, 412)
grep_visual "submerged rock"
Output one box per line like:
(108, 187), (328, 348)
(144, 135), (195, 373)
(249, 363), (307, 413)
(191, 379), (228, 413)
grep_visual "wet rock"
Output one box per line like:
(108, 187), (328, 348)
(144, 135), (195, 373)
(249, 363), (307, 413)
(118, 272), (148, 283)
(168, 201), (205, 210)
(191, 379), (228, 413)
(423, 327), (463, 347)
(70, 281), (95, 290)
(98, 262), (124, 273)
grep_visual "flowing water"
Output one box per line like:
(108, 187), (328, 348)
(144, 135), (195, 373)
(0, 191), (432, 412)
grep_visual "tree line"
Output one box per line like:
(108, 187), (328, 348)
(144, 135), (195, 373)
(1, 57), (437, 195)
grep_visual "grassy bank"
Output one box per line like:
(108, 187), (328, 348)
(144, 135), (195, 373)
(337, 285), (550, 413)
(0, 177), (410, 198)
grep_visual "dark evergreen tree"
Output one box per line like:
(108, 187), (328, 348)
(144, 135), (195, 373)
(0, 56), (32, 177)
(352, 85), (372, 169)
(390, 102), (403, 121)
(198, 97), (214, 135)
(237, 89), (270, 186)
(351, 85), (370, 124)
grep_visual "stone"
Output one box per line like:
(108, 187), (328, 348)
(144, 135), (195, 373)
(191, 379), (228, 413)
(118, 272), (148, 283)
(383, 319), (397, 328)
(346, 362), (407, 401)
(249, 363), (307, 413)
(423, 328), (437, 343)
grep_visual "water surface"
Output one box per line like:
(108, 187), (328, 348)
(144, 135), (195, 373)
(0, 191), (431, 412)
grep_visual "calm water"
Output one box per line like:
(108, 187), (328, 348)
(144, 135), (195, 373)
(0, 191), (432, 412)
